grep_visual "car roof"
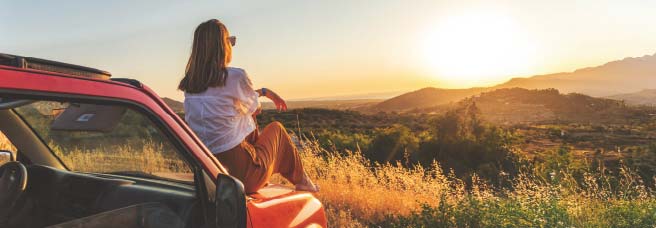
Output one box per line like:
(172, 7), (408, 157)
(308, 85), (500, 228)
(0, 53), (111, 80)
(0, 53), (144, 89)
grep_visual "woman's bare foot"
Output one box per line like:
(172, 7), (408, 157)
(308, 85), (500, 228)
(295, 173), (320, 192)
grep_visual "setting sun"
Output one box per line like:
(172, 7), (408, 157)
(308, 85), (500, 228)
(422, 11), (537, 87)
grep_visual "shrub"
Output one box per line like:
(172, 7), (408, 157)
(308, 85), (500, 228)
(417, 102), (520, 183)
(366, 125), (419, 165)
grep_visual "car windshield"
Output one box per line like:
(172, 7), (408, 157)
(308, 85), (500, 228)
(13, 100), (193, 183)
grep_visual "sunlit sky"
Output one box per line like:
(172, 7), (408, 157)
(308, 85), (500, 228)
(2, 1), (656, 100)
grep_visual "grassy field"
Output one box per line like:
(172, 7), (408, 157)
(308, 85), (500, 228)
(50, 142), (191, 174)
(3, 130), (656, 227)
(294, 140), (656, 227)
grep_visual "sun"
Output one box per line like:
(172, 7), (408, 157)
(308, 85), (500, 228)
(422, 11), (536, 88)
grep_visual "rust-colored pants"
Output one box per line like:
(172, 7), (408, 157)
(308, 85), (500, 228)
(215, 121), (305, 193)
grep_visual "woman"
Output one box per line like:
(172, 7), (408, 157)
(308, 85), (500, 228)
(179, 19), (318, 193)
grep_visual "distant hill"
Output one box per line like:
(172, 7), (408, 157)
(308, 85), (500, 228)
(494, 53), (656, 97)
(162, 97), (184, 113)
(160, 97), (381, 113)
(367, 52), (656, 113)
(415, 88), (646, 124)
(607, 89), (656, 106)
(166, 53), (656, 115)
(366, 87), (488, 113)
(262, 99), (381, 110)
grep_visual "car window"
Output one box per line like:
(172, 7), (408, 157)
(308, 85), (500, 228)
(0, 131), (16, 165)
(13, 101), (193, 183)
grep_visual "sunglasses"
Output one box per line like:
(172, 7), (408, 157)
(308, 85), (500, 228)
(228, 36), (236, 46)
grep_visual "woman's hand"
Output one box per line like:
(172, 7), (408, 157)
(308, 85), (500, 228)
(257, 88), (287, 112)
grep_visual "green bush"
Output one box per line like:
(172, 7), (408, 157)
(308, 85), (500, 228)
(416, 102), (520, 183)
(367, 125), (419, 165)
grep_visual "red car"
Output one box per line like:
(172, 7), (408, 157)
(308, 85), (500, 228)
(0, 53), (327, 228)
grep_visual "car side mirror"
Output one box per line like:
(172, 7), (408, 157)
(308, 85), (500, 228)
(215, 173), (247, 228)
(0, 150), (14, 165)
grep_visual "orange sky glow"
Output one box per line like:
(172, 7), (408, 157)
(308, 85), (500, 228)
(3, 1), (656, 100)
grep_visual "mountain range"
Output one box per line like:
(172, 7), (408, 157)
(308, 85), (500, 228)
(606, 89), (656, 106)
(496, 53), (656, 97)
(367, 52), (656, 112)
(163, 52), (656, 114)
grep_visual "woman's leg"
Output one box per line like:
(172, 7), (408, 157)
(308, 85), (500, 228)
(214, 142), (269, 193)
(254, 122), (318, 192)
(216, 121), (317, 193)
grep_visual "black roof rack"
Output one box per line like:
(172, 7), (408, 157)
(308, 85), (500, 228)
(0, 53), (111, 80)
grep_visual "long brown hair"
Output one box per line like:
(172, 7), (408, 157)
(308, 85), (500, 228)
(178, 19), (232, 93)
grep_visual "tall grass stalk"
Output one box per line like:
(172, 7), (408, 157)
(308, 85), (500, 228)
(294, 139), (656, 227)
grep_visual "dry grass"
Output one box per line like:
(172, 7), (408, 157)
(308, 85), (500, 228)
(304, 145), (447, 220)
(4, 132), (656, 227)
(49, 141), (190, 174)
(0, 131), (16, 152)
(289, 139), (656, 227)
(0, 132), (190, 180)
(0, 131), (16, 164)
(280, 140), (464, 226)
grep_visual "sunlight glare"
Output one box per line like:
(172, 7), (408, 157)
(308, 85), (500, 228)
(423, 11), (536, 87)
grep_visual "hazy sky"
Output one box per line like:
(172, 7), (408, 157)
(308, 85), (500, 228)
(2, 1), (656, 100)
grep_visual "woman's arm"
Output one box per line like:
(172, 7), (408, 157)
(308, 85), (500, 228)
(256, 88), (288, 112)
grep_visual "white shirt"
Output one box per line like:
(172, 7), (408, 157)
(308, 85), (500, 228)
(184, 67), (260, 154)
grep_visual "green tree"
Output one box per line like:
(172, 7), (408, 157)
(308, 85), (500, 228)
(417, 102), (519, 183)
(367, 124), (419, 165)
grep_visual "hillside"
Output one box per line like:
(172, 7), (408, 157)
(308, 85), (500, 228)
(367, 52), (656, 113)
(162, 97), (184, 113)
(366, 87), (488, 113)
(418, 88), (650, 124)
(495, 53), (656, 96)
(607, 89), (656, 106)
(472, 88), (628, 124)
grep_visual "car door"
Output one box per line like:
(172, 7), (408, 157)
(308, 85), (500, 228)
(0, 66), (223, 178)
